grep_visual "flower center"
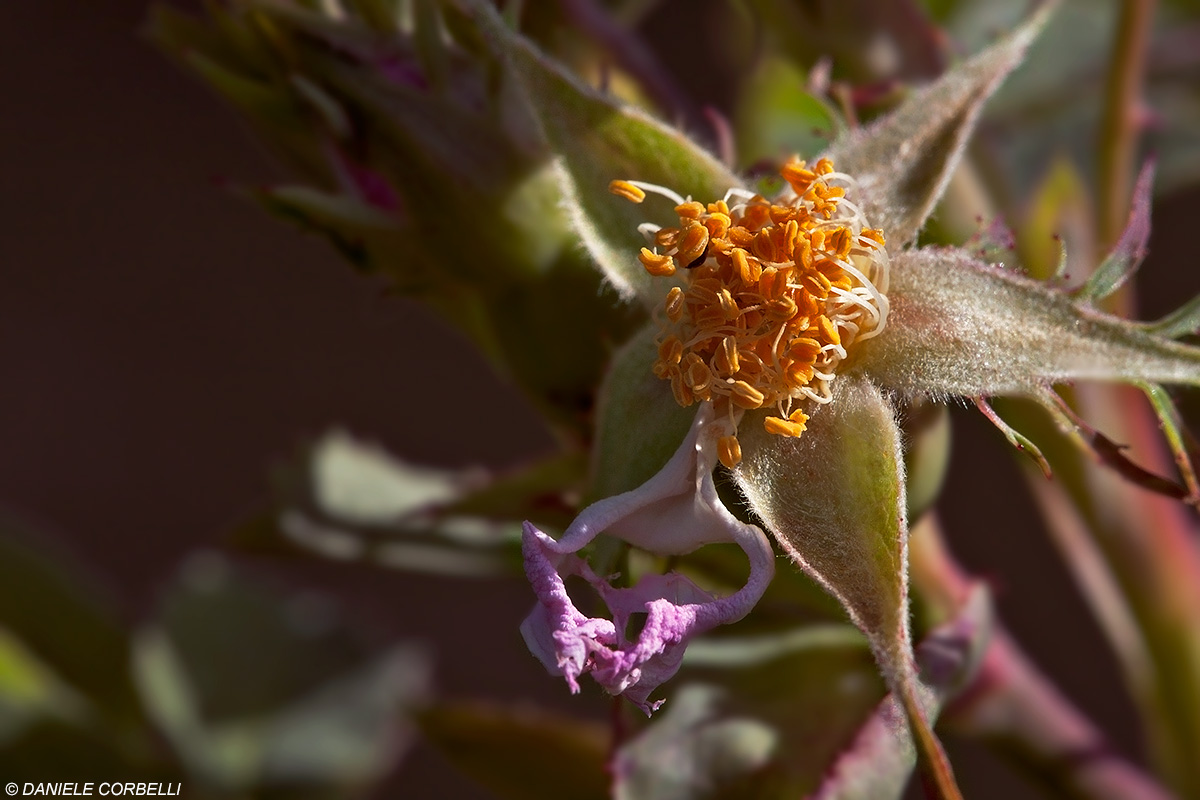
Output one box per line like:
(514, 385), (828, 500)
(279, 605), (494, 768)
(610, 157), (889, 468)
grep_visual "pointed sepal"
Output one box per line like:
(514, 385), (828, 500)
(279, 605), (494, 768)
(734, 375), (960, 797)
(821, 3), (1055, 248)
(857, 247), (1200, 398)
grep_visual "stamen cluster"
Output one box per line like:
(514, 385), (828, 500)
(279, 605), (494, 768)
(610, 158), (889, 468)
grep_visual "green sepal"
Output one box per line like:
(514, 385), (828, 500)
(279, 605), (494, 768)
(587, 324), (697, 502)
(733, 376), (955, 794)
(857, 247), (1200, 398)
(464, 0), (741, 305)
(822, 3), (1055, 248)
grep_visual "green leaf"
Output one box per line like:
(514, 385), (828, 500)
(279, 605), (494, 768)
(857, 247), (1200, 397)
(901, 399), (952, 521)
(417, 701), (609, 800)
(822, 3), (1055, 248)
(1077, 161), (1154, 303)
(135, 556), (428, 791)
(231, 431), (589, 578)
(734, 377), (910, 677)
(1145, 294), (1200, 340)
(0, 511), (141, 727)
(617, 625), (884, 798)
(465, 0), (742, 304)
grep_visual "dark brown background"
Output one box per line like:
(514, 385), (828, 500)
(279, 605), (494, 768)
(4, 1), (1198, 796)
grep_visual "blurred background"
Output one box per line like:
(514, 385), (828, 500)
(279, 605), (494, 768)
(3, 0), (1199, 796)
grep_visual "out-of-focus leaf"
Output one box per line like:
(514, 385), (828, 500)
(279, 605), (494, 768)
(231, 431), (588, 577)
(0, 511), (141, 727)
(135, 555), (428, 791)
(0, 720), (176, 784)
(418, 701), (609, 800)
(902, 400), (952, 521)
(465, 0), (741, 304)
(736, 57), (841, 165)
(1018, 156), (1095, 282)
(616, 624), (884, 798)
(615, 685), (781, 800)
(823, 4), (1054, 247)
(0, 629), (89, 742)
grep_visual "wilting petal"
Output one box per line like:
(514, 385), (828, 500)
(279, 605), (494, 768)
(855, 247), (1200, 399)
(521, 405), (775, 713)
(821, 3), (1054, 248)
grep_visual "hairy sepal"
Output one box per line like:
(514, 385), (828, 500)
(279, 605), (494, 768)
(821, 3), (1054, 248)
(857, 247), (1200, 398)
(464, 0), (741, 304)
(734, 375), (956, 792)
(814, 586), (993, 800)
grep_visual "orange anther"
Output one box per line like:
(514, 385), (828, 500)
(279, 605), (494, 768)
(655, 227), (681, 248)
(639, 247), (676, 277)
(717, 287), (739, 321)
(800, 270), (832, 296)
(686, 358), (712, 393)
(740, 203), (772, 231)
(670, 371), (694, 407)
(861, 228), (886, 246)
(665, 286), (685, 322)
(608, 180), (645, 203)
(731, 248), (762, 284)
(787, 337), (821, 361)
(767, 295), (798, 321)
(658, 335), (684, 365)
(676, 223), (710, 266)
(816, 315), (840, 346)
(674, 201), (705, 220)
(730, 380), (766, 409)
(764, 414), (807, 438)
(717, 435), (742, 469)
(715, 335), (741, 377)
(728, 226), (755, 248)
(688, 277), (722, 305)
(704, 212), (731, 240)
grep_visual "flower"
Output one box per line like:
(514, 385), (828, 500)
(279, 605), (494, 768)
(607, 155), (890, 468)
(505, 2), (1200, 766)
